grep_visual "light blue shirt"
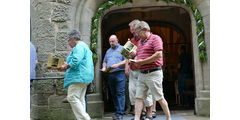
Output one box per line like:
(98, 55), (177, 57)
(30, 42), (37, 80)
(64, 41), (94, 88)
(103, 44), (125, 72)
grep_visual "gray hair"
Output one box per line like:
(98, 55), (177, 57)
(68, 30), (81, 41)
(129, 19), (140, 27)
(134, 21), (150, 31)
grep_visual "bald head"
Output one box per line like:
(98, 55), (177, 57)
(109, 35), (118, 49)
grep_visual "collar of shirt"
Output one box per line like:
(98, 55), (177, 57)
(141, 33), (152, 44)
(110, 43), (120, 50)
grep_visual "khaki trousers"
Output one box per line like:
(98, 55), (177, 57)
(67, 82), (90, 120)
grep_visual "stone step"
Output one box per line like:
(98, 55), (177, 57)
(87, 93), (102, 101)
(198, 90), (210, 98)
(88, 101), (104, 118)
(195, 98), (210, 116)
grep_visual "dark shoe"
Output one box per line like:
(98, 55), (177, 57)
(141, 110), (147, 116)
(152, 111), (157, 118)
(62, 97), (68, 103)
(144, 115), (153, 120)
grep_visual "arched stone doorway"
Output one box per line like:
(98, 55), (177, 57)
(71, 0), (209, 117)
(101, 6), (195, 111)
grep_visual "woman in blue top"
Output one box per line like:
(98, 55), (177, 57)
(57, 30), (94, 120)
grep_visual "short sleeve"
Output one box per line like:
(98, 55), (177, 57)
(152, 35), (163, 52)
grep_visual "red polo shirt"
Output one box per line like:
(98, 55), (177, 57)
(130, 36), (140, 70)
(136, 33), (163, 71)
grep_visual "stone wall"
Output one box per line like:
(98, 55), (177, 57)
(31, 78), (104, 120)
(31, 78), (76, 120)
(30, 0), (104, 119)
(31, 0), (73, 78)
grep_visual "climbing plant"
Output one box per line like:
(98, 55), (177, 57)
(90, 0), (207, 63)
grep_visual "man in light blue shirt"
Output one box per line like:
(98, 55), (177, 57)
(57, 30), (94, 120)
(30, 42), (38, 83)
(101, 35), (126, 120)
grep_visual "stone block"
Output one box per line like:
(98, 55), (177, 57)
(43, 72), (65, 77)
(32, 79), (55, 94)
(36, 2), (52, 19)
(199, 90), (210, 98)
(58, 21), (71, 32)
(202, 15), (210, 33)
(195, 98), (210, 116)
(52, 4), (70, 22)
(194, 0), (205, 6)
(88, 101), (104, 118)
(87, 93), (102, 101)
(36, 62), (55, 77)
(36, 37), (55, 53)
(56, 32), (72, 51)
(37, 53), (53, 62)
(55, 79), (68, 95)
(49, 108), (63, 120)
(31, 0), (56, 7)
(33, 19), (55, 38)
(31, 105), (50, 120)
(48, 94), (66, 108)
(62, 109), (76, 120)
(32, 94), (51, 106)
(57, 0), (71, 5)
(53, 51), (70, 61)
(197, 0), (210, 17)
(81, 35), (91, 47)
(61, 102), (72, 109)
(36, 63), (46, 77)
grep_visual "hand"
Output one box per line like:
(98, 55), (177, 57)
(111, 64), (118, 69)
(57, 65), (66, 71)
(130, 50), (136, 58)
(134, 59), (144, 67)
(101, 67), (106, 72)
(129, 59), (136, 63)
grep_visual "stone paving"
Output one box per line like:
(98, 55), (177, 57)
(93, 110), (210, 120)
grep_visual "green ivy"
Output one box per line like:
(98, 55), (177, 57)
(90, 0), (207, 63)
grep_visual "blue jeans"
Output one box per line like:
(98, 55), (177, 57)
(85, 95), (87, 112)
(108, 71), (126, 115)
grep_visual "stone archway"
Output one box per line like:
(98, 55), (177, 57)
(93, 0), (209, 116)
(101, 5), (195, 111)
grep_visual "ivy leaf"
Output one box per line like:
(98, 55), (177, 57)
(92, 53), (98, 64)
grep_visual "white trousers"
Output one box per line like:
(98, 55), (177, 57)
(129, 70), (153, 107)
(67, 82), (90, 120)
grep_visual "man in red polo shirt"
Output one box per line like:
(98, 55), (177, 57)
(131, 21), (171, 120)
(125, 19), (153, 119)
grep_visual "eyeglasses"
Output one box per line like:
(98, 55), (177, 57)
(135, 28), (144, 35)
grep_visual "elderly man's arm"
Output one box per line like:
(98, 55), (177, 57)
(135, 50), (162, 66)
(125, 60), (130, 77)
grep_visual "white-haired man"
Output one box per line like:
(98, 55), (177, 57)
(125, 19), (154, 120)
(131, 21), (171, 120)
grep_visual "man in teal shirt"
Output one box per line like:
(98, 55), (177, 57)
(58, 30), (94, 120)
